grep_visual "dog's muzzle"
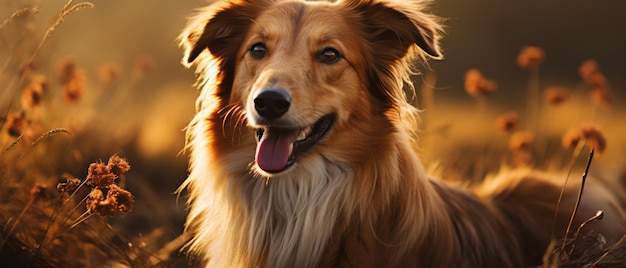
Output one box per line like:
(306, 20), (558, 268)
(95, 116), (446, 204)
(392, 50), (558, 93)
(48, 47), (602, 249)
(250, 91), (334, 174)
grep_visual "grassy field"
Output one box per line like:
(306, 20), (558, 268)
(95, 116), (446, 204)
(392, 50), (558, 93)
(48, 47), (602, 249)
(1, 0), (624, 267)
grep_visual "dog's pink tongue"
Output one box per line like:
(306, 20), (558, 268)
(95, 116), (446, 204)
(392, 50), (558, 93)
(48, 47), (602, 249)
(256, 128), (299, 172)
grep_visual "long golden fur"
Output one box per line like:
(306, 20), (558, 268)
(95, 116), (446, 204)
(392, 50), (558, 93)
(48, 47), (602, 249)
(178, 0), (626, 267)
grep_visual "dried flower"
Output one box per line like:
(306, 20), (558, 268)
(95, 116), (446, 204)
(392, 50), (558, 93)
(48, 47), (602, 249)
(579, 60), (599, 81)
(4, 111), (29, 138)
(62, 69), (87, 104)
(496, 112), (519, 134)
(561, 128), (581, 150)
(57, 56), (77, 85)
(57, 174), (81, 194)
(590, 87), (611, 107)
(56, 56), (87, 103)
(579, 60), (611, 107)
(98, 62), (122, 84)
(86, 162), (116, 188)
(86, 188), (117, 217)
(579, 122), (607, 154)
(464, 68), (497, 97)
(584, 72), (608, 89)
(86, 185), (134, 216)
(83, 155), (134, 216)
(509, 131), (534, 152)
(517, 46), (545, 68)
(107, 155), (131, 177)
(562, 122), (607, 154)
(133, 55), (156, 78)
(21, 76), (47, 109)
(108, 184), (134, 213)
(544, 86), (569, 106)
(30, 184), (55, 201)
(578, 60), (612, 108)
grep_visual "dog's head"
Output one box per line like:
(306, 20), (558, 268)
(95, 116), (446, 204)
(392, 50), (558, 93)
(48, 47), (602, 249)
(181, 0), (442, 177)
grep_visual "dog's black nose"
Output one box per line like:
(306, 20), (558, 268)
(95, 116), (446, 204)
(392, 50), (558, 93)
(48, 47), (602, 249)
(254, 89), (291, 120)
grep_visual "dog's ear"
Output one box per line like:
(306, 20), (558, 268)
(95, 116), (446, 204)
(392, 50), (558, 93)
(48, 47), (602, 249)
(340, 0), (443, 108)
(180, 1), (273, 100)
(341, 0), (443, 60)
(180, 0), (270, 65)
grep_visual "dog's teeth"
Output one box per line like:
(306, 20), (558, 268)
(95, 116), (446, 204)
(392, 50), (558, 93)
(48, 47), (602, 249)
(297, 128), (310, 141)
(297, 132), (306, 141)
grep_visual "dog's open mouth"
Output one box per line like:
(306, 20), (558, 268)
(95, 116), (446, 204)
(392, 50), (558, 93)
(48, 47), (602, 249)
(254, 114), (336, 174)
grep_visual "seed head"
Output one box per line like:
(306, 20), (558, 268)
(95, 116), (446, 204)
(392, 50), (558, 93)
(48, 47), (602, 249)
(133, 55), (156, 79)
(30, 183), (55, 201)
(590, 87), (611, 107)
(544, 86), (569, 106)
(561, 128), (582, 150)
(464, 68), (497, 97)
(496, 112), (519, 134)
(579, 122), (607, 154)
(62, 69), (87, 104)
(107, 155), (131, 177)
(21, 76), (47, 109)
(86, 162), (116, 188)
(517, 46), (545, 68)
(584, 72), (608, 89)
(594, 210), (604, 221)
(108, 184), (134, 213)
(57, 174), (81, 194)
(509, 131), (534, 152)
(4, 111), (29, 138)
(57, 56), (77, 85)
(579, 60), (599, 81)
(98, 62), (122, 84)
(86, 188), (117, 217)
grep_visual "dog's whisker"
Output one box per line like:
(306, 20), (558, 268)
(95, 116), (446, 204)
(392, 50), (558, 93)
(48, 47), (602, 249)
(219, 104), (245, 131)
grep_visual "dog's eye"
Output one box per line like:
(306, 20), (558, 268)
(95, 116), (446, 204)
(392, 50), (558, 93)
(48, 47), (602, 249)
(249, 42), (267, 59)
(319, 47), (341, 64)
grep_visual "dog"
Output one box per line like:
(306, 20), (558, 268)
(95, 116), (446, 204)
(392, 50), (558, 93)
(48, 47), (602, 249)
(178, 0), (626, 267)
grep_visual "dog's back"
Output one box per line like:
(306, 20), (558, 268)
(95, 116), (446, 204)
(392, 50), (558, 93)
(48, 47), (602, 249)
(471, 169), (626, 266)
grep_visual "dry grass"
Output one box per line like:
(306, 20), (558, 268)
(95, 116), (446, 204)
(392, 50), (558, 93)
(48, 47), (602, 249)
(0, 1), (189, 266)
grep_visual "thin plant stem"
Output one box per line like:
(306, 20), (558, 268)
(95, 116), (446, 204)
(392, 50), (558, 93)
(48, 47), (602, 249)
(560, 148), (595, 255)
(38, 191), (90, 249)
(527, 65), (540, 132)
(32, 178), (88, 258)
(568, 210), (603, 256)
(69, 211), (91, 229)
(551, 140), (586, 238)
(0, 195), (35, 251)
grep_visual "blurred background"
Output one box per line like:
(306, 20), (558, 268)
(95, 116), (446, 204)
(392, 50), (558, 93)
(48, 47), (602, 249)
(433, 0), (625, 99)
(1, 0), (624, 266)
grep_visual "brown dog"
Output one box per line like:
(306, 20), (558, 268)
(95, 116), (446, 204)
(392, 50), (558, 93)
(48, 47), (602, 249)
(178, 0), (626, 267)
